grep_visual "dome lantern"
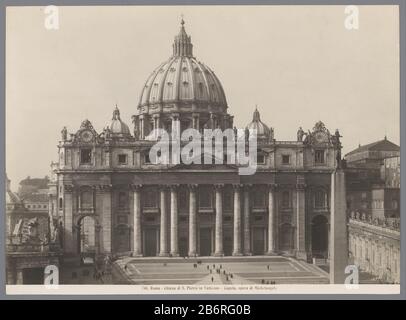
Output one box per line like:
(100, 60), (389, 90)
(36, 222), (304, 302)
(173, 18), (193, 57)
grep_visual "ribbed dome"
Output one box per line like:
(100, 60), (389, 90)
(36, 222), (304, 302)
(138, 19), (227, 108)
(246, 107), (271, 137)
(108, 106), (131, 137)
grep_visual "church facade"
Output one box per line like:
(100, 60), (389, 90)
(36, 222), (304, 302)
(51, 20), (343, 261)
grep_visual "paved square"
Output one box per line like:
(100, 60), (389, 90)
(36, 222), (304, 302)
(113, 256), (329, 285)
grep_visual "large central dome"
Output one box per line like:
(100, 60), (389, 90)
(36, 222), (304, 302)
(138, 19), (227, 109)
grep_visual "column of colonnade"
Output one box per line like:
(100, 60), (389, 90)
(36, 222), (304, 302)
(131, 184), (279, 257)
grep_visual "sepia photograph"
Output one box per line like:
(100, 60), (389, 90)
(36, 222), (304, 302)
(3, 4), (402, 296)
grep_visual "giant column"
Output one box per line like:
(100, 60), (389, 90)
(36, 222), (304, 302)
(139, 115), (145, 140)
(133, 184), (142, 256)
(330, 169), (348, 284)
(63, 184), (74, 254)
(295, 177), (307, 260)
(159, 186), (169, 256)
(188, 184), (197, 256)
(243, 185), (251, 255)
(97, 185), (112, 254)
(170, 185), (179, 256)
(214, 184), (224, 256)
(266, 184), (275, 255)
(232, 184), (242, 256)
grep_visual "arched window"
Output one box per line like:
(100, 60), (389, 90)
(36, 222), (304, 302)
(198, 82), (204, 96)
(314, 190), (327, 208)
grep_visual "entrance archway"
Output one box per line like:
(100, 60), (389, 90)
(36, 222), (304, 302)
(78, 216), (98, 255)
(311, 215), (329, 258)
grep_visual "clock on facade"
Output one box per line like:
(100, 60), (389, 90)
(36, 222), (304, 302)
(80, 130), (93, 142)
(315, 132), (327, 143)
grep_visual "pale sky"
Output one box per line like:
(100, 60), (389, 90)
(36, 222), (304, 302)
(6, 5), (400, 190)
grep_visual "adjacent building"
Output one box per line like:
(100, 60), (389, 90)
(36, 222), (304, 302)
(345, 137), (400, 219)
(345, 138), (401, 283)
(5, 175), (61, 284)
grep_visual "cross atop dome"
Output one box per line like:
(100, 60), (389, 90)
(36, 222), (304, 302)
(253, 105), (261, 121)
(173, 17), (193, 57)
(112, 104), (121, 120)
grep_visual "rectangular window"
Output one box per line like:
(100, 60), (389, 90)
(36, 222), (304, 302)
(282, 155), (290, 165)
(253, 191), (266, 208)
(59, 198), (63, 210)
(144, 154), (151, 164)
(118, 192), (128, 208)
(314, 190), (326, 208)
(199, 187), (213, 209)
(80, 149), (92, 164)
(257, 154), (265, 164)
(315, 150), (325, 164)
(143, 190), (158, 208)
(179, 188), (188, 210)
(282, 191), (290, 208)
(223, 189), (233, 211)
(80, 189), (93, 208)
(118, 154), (127, 165)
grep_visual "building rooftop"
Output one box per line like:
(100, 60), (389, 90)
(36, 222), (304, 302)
(21, 193), (49, 203)
(345, 138), (399, 157)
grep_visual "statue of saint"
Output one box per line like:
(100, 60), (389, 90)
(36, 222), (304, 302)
(61, 126), (67, 141)
(270, 127), (274, 141)
(335, 129), (342, 143)
(297, 127), (305, 141)
(336, 148), (342, 169)
(233, 126), (238, 138)
(105, 126), (111, 140)
(51, 221), (60, 243)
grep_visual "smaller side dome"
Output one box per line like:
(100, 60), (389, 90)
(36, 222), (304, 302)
(108, 105), (131, 138)
(246, 106), (271, 138)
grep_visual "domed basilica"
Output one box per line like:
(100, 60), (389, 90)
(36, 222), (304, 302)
(50, 19), (343, 260)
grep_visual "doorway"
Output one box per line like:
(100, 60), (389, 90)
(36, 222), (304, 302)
(144, 228), (158, 256)
(199, 228), (212, 256)
(279, 223), (294, 251)
(311, 215), (329, 258)
(115, 226), (131, 253)
(252, 227), (265, 255)
(22, 268), (44, 284)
